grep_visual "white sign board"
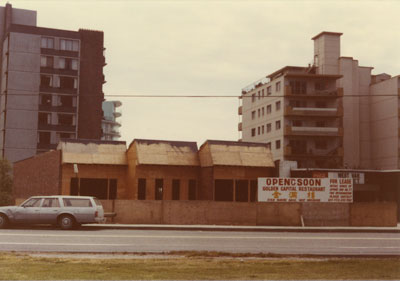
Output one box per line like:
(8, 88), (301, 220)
(328, 172), (364, 184)
(258, 177), (353, 203)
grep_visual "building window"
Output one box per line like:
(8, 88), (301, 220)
(257, 126), (260, 135)
(275, 120), (281, 130)
(251, 111), (256, 120)
(293, 120), (302, 127)
(267, 86), (271, 96)
(315, 140), (327, 149)
(276, 81), (281, 92)
(40, 94), (52, 106)
(261, 125), (265, 134)
(257, 109), (260, 118)
(316, 101), (326, 108)
(38, 113), (50, 125)
(138, 179), (146, 200)
(40, 75), (52, 87)
(262, 107), (265, 116)
(290, 81), (307, 95)
(57, 132), (74, 141)
(266, 123), (271, 133)
(38, 132), (51, 145)
(276, 140), (281, 149)
(316, 121), (326, 127)
(252, 94), (256, 102)
(58, 76), (77, 89)
(40, 56), (53, 68)
(251, 128), (256, 137)
(172, 179), (180, 200)
(188, 180), (197, 200)
(57, 114), (74, 126)
(59, 58), (78, 70)
(155, 179), (163, 200)
(266, 142), (271, 150)
(262, 89), (265, 97)
(60, 39), (79, 51)
(58, 95), (74, 107)
(41, 37), (54, 49)
(276, 101), (281, 111)
(258, 91), (261, 100)
(267, 105), (272, 114)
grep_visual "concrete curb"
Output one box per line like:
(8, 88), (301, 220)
(84, 223), (400, 233)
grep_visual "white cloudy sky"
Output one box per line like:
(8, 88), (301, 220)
(8, 0), (400, 145)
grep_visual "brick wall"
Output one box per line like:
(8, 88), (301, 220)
(13, 150), (61, 198)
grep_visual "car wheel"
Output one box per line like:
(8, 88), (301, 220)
(58, 215), (75, 230)
(0, 214), (9, 229)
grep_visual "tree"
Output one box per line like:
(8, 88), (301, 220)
(0, 158), (13, 206)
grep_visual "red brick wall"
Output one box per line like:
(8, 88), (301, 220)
(13, 150), (61, 198)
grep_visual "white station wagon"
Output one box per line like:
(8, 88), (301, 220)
(0, 196), (105, 230)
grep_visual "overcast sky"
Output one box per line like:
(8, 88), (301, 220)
(8, 0), (400, 145)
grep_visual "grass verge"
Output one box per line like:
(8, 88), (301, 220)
(0, 252), (399, 280)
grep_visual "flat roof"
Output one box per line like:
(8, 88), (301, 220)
(312, 31), (343, 40)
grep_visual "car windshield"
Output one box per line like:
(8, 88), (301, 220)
(94, 198), (102, 206)
(21, 198), (42, 208)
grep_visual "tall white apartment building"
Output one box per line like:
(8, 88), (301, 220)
(239, 31), (400, 170)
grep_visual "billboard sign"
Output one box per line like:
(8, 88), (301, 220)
(258, 177), (353, 203)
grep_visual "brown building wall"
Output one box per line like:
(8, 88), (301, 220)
(61, 164), (128, 199)
(13, 150), (61, 198)
(128, 165), (200, 200)
(77, 29), (104, 139)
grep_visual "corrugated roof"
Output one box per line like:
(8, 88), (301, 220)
(199, 140), (274, 167)
(132, 139), (199, 166)
(59, 140), (127, 165)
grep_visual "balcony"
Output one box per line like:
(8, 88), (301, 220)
(238, 106), (242, 115)
(284, 125), (343, 137)
(238, 122), (242, 131)
(39, 104), (77, 113)
(40, 86), (77, 95)
(284, 86), (343, 98)
(284, 106), (343, 117)
(284, 145), (344, 158)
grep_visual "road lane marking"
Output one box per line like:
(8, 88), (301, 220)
(1, 242), (400, 250)
(0, 232), (399, 240)
(0, 242), (132, 247)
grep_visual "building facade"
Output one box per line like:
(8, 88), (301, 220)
(13, 138), (275, 202)
(0, 4), (105, 163)
(240, 31), (400, 170)
(102, 100), (122, 140)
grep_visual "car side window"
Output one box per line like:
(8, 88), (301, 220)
(42, 198), (60, 208)
(22, 198), (42, 208)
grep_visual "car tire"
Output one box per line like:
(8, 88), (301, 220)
(58, 215), (75, 230)
(0, 214), (9, 229)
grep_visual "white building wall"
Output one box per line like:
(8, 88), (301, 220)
(358, 67), (373, 168)
(338, 57), (361, 168)
(241, 76), (284, 162)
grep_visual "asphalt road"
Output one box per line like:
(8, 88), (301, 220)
(0, 227), (399, 256)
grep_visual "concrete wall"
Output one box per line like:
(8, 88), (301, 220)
(1, 32), (41, 163)
(97, 200), (397, 227)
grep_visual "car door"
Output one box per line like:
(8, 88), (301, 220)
(14, 198), (43, 224)
(39, 198), (61, 224)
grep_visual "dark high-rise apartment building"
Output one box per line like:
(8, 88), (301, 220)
(0, 4), (106, 163)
